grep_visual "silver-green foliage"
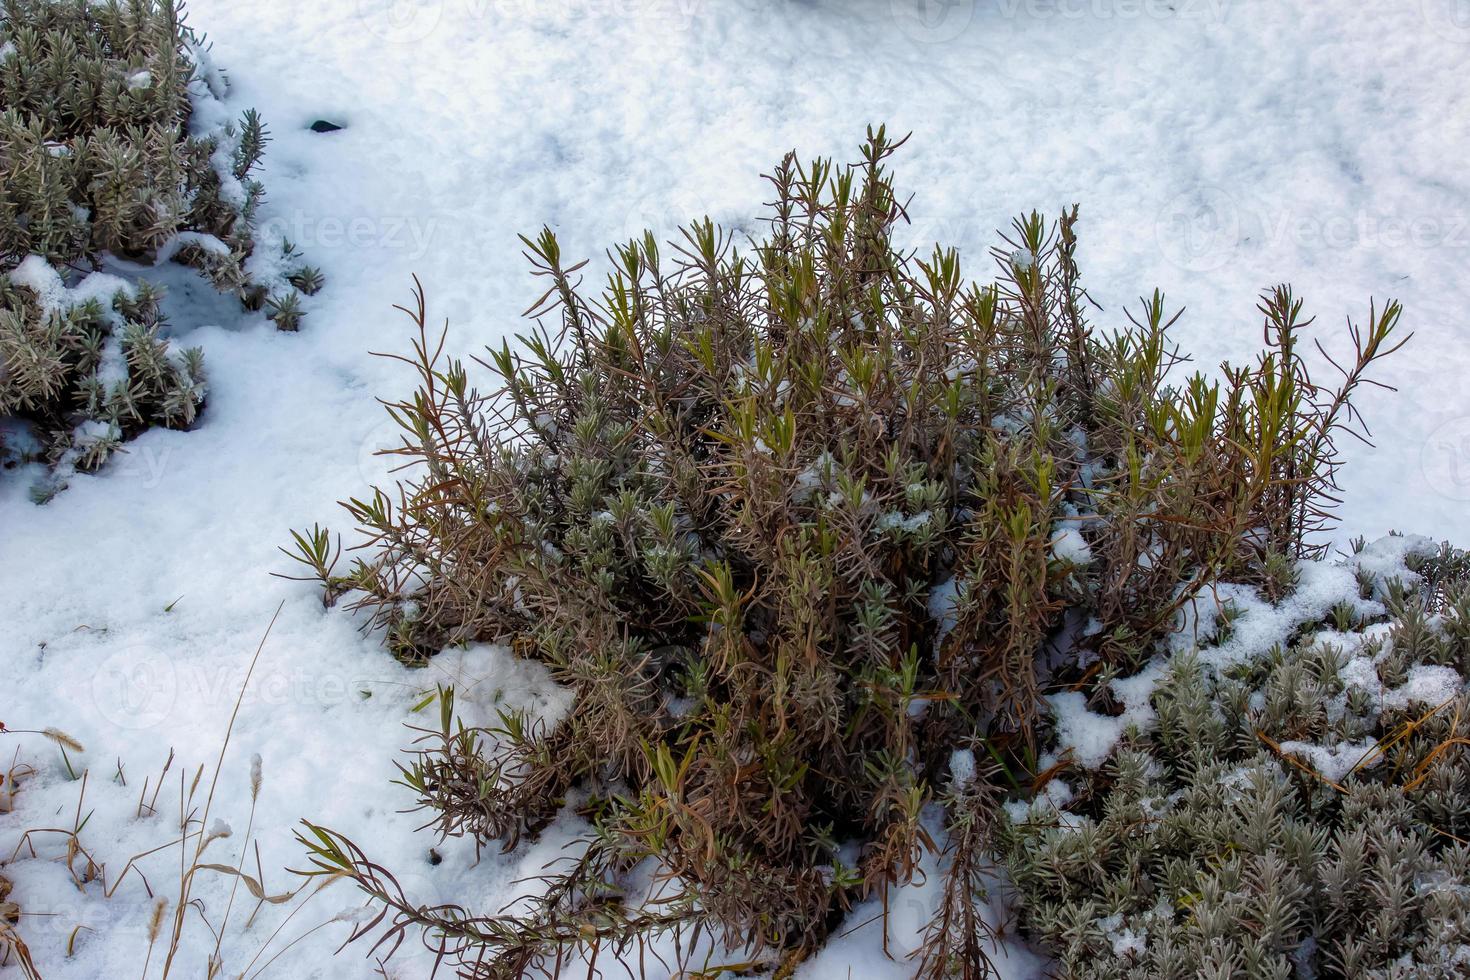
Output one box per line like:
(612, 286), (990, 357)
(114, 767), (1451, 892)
(0, 274), (203, 477)
(1003, 544), (1470, 979)
(0, 0), (272, 287)
(0, 0), (316, 473)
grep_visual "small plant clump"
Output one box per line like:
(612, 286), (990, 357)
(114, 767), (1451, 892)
(0, 615), (340, 980)
(0, 0), (322, 479)
(290, 129), (1405, 977)
(0, 267), (204, 477)
(1002, 538), (1470, 979)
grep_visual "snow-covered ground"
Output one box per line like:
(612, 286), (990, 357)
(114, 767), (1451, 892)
(4, 1), (1470, 976)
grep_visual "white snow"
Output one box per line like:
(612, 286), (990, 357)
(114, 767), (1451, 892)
(1167, 538), (1426, 667)
(950, 747), (978, 786)
(71, 419), (118, 447)
(7, 256), (134, 314)
(156, 230), (233, 263)
(1277, 736), (1384, 783)
(1049, 525), (1092, 565)
(1383, 664), (1466, 710)
(797, 810), (1047, 979)
(928, 574), (963, 647)
(1342, 657), (1467, 714)
(93, 335), (129, 388)
(1004, 777), (1076, 827)
(1047, 663), (1163, 769)
(877, 509), (932, 533)
(6, 1), (1470, 978)
(1327, 624), (1467, 713)
(1051, 537), (1434, 772)
(1097, 913), (1148, 960)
